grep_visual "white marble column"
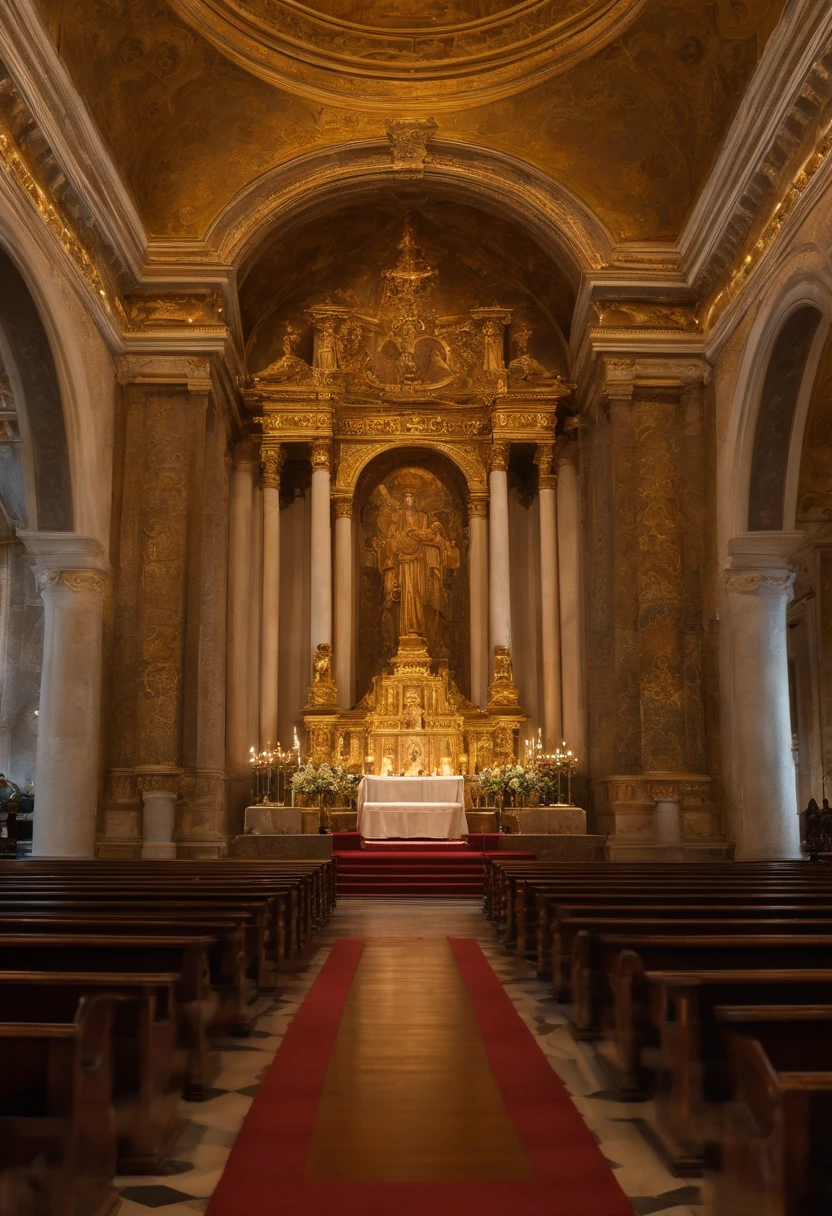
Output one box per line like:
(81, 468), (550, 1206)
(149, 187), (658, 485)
(468, 498), (489, 708)
(535, 443), (562, 746)
(558, 446), (586, 761)
(247, 475), (262, 750)
(725, 532), (803, 860)
(333, 498), (354, 707)
(226, 443), (257, 778)
(259, 446), (285, 748)
(310, 440), (333, 668)
(18, 533), (109, 857)
(488, 441), (512, 666)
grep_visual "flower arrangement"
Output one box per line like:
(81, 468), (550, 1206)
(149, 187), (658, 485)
(290, 763), (359, 803)
(476, 765), (541, 803)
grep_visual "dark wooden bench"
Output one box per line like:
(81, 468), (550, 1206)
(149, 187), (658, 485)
(0, 993), (122, 1216)
(0, 970), (181, 1174)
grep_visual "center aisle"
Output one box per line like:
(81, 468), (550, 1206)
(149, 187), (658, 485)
(207, 930), (633, 1215)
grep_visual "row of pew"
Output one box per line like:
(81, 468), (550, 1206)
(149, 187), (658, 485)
(0, 857), (335, 1216)
(483, 856), (832, 1215)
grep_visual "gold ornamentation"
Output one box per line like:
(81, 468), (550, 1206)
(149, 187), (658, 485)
(305, 642), (339, 709)
(124, 291), (225, 331)
(488, 645), (521, 708)
(705, 117), (832, 330)
(490, 441), (510, 472)
(260, 445), (286, 490)
(311, 440), (332, 470)
(386, 118), (438, 177)
(591, 301), (700, 332)
(0, 121), (125, 325)
(334, 498), (354, 519)
(534, 443), (557, 488)
(468, 498), (488, 519)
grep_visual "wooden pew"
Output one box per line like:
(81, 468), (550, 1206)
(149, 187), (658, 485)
(709, 1027), (832, 1215)
(0, 971), (181, 1174)
(642, 976), (832, 1175)
(571, 932), (832, 1046)
(0, 935), (217, 1100)
(0, 993), (122, 1216)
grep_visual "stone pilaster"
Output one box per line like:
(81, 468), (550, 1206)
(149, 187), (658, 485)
(102, 355), (224, 857)
(583, 356), (718, 852)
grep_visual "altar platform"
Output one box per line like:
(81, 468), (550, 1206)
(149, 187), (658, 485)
(332, 836), (536, 899)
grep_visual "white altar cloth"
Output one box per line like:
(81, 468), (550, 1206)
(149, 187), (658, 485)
(357, 775), (467, 839)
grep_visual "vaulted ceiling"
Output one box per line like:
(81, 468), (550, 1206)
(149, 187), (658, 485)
(33, 0), (788, 242)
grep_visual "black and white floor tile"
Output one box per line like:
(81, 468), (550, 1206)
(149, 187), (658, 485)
(114, 901), (703, 1215)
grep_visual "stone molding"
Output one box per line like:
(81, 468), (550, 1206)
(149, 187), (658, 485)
(135, 769), (182, 797)
(724, 571), (796, 597)
(17, 530), (110, 575)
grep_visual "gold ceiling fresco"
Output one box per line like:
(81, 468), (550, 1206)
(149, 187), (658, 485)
(35, 0), (787, 241)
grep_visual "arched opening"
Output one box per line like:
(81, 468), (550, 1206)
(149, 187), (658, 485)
(0, 243), (73, 817)
(788, 324), (832, 813)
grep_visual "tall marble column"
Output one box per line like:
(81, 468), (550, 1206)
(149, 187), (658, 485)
(725, 532), (803, 859)
(259, 445), (285, 748)
(488, 441), (512, 664)
(557, 441), (585, 760)
(468, 497), (489, 708)
(310, 440), (333, 665)
(535, 443), (562, 746)
(333, 498), (354, 708)
(18, 533), (108, 857)
(226, 442), (257, 779)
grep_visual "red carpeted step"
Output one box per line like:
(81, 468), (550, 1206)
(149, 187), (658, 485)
(332, 844), (535, 899)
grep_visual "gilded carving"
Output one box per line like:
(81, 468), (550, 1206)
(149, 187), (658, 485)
(591, 301), (700, 332)
(386, 118), (438, 177)
(260, 445), (286, 490)
(124, 292), (225, 331)
(487, 646), (521, 708)
(311, 440), (332, 471)
(305, 643), (339, 709)
(490, 441), (509, 473)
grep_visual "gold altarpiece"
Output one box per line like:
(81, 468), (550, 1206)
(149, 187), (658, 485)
(243, 214), (572, 769)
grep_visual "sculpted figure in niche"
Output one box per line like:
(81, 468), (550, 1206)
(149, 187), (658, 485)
(374, 482), (459, 649)
(403, 690), (423, 730)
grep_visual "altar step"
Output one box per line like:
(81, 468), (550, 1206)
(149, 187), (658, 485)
(335, 848), (536, 899)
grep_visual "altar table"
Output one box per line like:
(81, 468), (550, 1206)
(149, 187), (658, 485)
(356, 775), (467, 840)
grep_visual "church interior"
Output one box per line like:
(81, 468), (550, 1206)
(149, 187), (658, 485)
(1, 0), (832, 1213)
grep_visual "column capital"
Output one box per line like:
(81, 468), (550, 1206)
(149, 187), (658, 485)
(311, 439), (332, 471)
(333, 497), (354, 520)
(468, 497), (488, 519)
(260, 444), (286, 490)
(35, 568), (108, 597)
(489, 440), (510, 472)
(17, 531), (110, 576)
(534, 442), (557, 489)
(231, 438), (259, 471)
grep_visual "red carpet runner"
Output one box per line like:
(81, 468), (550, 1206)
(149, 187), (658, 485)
(207, 939), (634, 1216)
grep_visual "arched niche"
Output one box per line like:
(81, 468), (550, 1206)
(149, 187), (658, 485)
(747, 304), (824, 532)
(353, 446), (471, 702)
(0, 245), (72, 532)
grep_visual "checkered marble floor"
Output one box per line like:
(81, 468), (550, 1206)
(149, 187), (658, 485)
(114, 900), (704, 1215)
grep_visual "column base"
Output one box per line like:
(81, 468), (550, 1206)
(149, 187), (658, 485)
(141, 841), (178, 860)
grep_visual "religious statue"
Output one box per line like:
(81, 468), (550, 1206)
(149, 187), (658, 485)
(488, 645), (521, 708)
(402, 690), (423, 730)
(255, 324), (311, 383)
(305, 642), (339, 709)
(404, 740), (424, 776)
(508, 323), (559, 384)
(373, 484), (460, 650)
